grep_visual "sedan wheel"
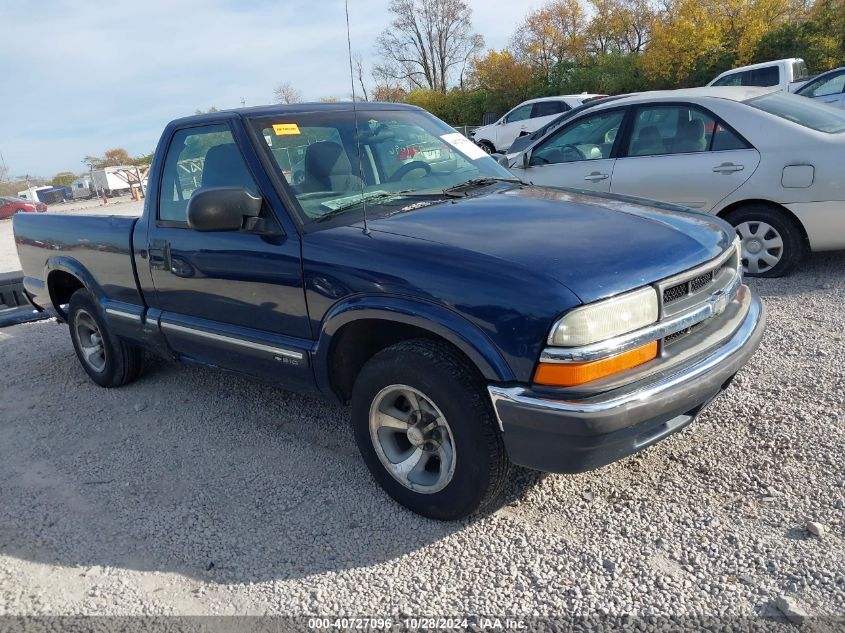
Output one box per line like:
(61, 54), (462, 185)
(735, 220), (784, 275)
(368, 384), (456, 494)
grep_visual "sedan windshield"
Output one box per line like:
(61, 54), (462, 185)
(745, 92), (845, 133)
(249, 108), (515, 223)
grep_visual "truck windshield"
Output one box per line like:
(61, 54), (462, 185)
(745, 91), (845, 133)
(248, 109), (514, 223)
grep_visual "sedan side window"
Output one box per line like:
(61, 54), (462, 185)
(158, 124), (259, 224)
(802, 72), (845, 97)
(504, 104), (533, 124)
(530, 110), (625, 165)
(629, 106), (715, 157)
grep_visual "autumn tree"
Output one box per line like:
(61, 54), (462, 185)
(511, 0), (589, 80)
(586, 0), (655, 54)
(274, 81), (303, 104)
(641, 0), (724, 84)
(372, 84), (408, 102)
(468, 49), (534, 112)
(374, 0), (484, 92)
(643, 0), (798, 85)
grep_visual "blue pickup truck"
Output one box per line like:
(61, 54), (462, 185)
(13, 103), (765, 519)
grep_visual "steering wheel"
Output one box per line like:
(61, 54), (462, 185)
(559, 144), (586, 162)
(388, 160), (432, 182)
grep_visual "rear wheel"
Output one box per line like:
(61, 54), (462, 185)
(724, 204), (806, 277)
(68, 289), (144, 387)
(350, 339), (510, 520)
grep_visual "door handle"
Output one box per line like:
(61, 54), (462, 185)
(585, 172), (610, 182)
(148, 239), (170, 270)
(712, 162), (744, 174)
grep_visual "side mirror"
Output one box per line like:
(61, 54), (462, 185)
(522, 150), (532, 169)
(497, 155), (510, 168)
(187, 187), (263, 232)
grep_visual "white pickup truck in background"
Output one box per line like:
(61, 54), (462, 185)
(708, 58), (811, 92)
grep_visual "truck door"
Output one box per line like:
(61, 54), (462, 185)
(145, 121), (315, 392)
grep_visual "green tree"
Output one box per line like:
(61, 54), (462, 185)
(51, 172), (76, 187)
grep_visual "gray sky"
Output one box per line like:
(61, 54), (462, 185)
(0, 0), (535, 178)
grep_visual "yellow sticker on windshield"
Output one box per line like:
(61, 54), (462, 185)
(272, 123), (301, 135)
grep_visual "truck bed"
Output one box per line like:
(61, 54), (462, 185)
(12, 213), (143, 312)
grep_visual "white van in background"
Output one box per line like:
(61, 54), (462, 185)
(707, 58), (810, 92)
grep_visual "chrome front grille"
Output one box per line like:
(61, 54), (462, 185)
(655, 243), (742, 347)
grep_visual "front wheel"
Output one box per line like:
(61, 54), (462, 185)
(476, 140), (496, 155)
(350, 339), (510, 520)
(68, 289), (144, 387)
(725, 204), (806, 277)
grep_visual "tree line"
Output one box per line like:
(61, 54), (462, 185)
(273, 0), (845, 127)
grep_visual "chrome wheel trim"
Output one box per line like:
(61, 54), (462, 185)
(736, 220), (784, 275)
(368, 384), (456, 494)
(74, 310), (107, 372)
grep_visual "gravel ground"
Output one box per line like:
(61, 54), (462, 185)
(0, 219), (842, 622)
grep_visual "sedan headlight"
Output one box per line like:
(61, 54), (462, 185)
(549, 286), (659, 347)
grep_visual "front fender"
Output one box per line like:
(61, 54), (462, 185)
(313, 294), (516, 396)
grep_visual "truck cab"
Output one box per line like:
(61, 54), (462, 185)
(708, 58), (810, 92)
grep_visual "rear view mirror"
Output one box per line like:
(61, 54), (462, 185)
(187, 187), (262, 232)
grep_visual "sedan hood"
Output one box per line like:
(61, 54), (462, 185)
(365, 186), (734, 304)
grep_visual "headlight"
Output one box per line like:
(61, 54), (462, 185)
(549, 286), (659, 347)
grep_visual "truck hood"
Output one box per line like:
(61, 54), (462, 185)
(364, 186), (734, 304)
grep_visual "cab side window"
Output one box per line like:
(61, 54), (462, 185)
(158, 124), (258, 224)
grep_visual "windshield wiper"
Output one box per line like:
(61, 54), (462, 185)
(315, 189), (460, 221)
(442, 176), (526, 195)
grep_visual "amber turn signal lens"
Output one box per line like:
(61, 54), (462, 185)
(534, 341), (659, 387)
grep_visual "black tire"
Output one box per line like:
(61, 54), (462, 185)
(724, 204), (806, 278)
(350, 339), (511, 520)
(477, 140), (496, 154)
(67, 289), (144, 387)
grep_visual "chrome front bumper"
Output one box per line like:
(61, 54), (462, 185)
(487, 287), (766, 473)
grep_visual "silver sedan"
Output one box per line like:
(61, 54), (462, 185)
(507, 87), (845, 277)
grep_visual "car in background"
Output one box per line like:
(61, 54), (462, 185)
(794, 66), (845, 109)
(0, 196), (47, 219)
(507, 87), (845, 277)
(707, 58), (810, 92)
(495, 95), (628, 161)
(472, 94), (607, 154)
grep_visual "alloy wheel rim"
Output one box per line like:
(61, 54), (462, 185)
(368, 384), (456, 494)
(75, 310), (107, 372)
(736, 220), (784, 274)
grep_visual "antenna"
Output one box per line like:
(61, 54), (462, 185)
(345, 0), (369, 235)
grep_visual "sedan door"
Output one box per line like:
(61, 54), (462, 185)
(609, 103), (760, 211)
(495, 103), (534, 150)
(797, 70), (845, 109)
(510, 108), (626, 192)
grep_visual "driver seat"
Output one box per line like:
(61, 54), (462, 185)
(300, 141), (364, 193)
